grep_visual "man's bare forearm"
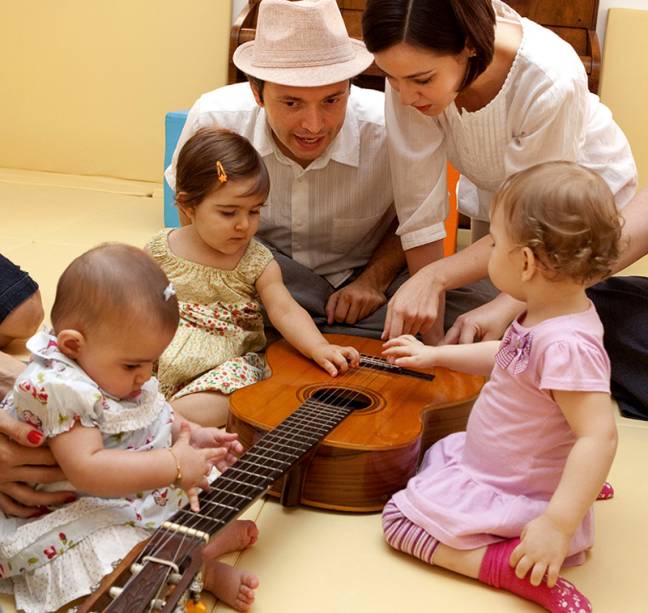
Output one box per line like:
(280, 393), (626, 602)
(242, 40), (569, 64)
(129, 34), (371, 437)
(354, 219), (406, 292)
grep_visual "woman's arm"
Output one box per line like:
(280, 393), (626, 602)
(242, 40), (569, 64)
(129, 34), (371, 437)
(383, 236), (492, 340)
(510, 390), (617, 587)
(612, 186), (648, 273)
(0, 409), (73, 517)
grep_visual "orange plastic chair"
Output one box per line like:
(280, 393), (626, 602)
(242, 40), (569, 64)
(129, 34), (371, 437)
(443, 163), (460, 256)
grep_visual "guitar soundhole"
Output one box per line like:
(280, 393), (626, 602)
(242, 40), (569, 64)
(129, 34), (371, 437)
(309, 387), (373, 411)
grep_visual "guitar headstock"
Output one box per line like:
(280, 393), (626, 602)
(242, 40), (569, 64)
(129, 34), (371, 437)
(76, 529), (206, 613)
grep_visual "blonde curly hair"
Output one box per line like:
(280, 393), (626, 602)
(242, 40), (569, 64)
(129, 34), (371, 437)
(491, 161), (623, 284)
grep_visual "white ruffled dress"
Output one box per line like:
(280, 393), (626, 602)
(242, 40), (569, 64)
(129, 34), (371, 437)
(0, 331), (190, 613)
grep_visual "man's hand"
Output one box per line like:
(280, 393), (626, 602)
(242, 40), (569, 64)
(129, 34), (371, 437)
(0, 410), (73, 517)
(443, 294), (524, 345)
(325, 278), (387, 325)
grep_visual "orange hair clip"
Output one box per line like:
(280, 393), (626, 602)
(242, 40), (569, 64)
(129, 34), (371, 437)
(215, 160), (228, 184)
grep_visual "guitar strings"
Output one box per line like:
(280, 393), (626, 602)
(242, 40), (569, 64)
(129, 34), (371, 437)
(125, 354), (400, 609)
(136, 357), (393, 610)
(136, 357), (393, 609)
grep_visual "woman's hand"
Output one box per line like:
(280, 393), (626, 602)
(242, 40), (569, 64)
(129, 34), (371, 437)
(510, 514), (572, 588)
(444, 294), (524, 344)
(0, 410), (74, 517)
(382, 272), (445, 340)
(311, 344), (360, 377)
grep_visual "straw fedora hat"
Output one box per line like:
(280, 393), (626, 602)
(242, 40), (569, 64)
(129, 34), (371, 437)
(233, 0), (374, 87)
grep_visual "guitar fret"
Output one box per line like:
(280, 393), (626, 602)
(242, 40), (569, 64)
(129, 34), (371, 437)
(243, 453), (291, 469)
(303, 399), (352, 415)
(201, 500), (240, 512)
(284, 411), (339, 429)
(216, 475), (268, 490)
(274, 415), (335, 435)
(208, 488), (253, 501)
(177, 508), (228, 523)
(226, 466), (281, 481)
(246, 445), (298, 460)
(235, 461), (285, 477)
(255, 437), (310, 454)
(263, 426), (326, 445)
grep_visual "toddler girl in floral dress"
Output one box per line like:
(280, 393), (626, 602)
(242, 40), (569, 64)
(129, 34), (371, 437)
(382, 162), (621, 612)
(149, 127), (359, 426)
(0, 244), (259, 612)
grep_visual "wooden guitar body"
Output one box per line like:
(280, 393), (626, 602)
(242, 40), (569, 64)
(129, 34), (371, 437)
(229, 334), (484, 512)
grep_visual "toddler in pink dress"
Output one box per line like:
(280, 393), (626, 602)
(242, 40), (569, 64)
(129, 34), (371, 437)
(382, 161), (622, 612)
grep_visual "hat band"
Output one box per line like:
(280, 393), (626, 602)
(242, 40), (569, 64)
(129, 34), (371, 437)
(253, 42), (355, 69)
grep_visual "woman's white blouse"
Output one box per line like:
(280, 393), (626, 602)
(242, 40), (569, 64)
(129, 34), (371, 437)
(387, 0), (637, 250)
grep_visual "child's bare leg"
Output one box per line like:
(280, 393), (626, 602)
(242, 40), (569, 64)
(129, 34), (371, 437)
(202, 520), (259, 559)
(383, 501), (590, 613)
(431, 543), (485, 578)
(203, 560), (258, 612)
(171, 391), (230, 427)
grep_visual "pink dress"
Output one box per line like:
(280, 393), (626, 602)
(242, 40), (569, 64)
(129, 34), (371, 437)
(392, 304), (610, 565)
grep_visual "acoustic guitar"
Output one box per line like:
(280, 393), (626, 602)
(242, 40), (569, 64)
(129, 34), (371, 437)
(77, 334), (482, 611)
(229, 333), (483, 512)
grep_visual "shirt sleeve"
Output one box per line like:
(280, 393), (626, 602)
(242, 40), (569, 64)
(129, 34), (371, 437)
(385, 82), (449, 250)
(13, 369), (103, 437)
(539, 340), (611, 394)
(504, 72), (588, 177)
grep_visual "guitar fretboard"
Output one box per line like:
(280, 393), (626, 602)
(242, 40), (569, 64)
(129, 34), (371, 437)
(360, 354), (435, 381)
(153, 393), (358, 541)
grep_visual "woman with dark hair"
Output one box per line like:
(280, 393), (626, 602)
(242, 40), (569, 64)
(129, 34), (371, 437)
(362, 0), (637, 344)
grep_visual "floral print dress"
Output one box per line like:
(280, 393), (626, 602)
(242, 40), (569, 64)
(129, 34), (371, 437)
(147, 230), (274, 400)
(0, 331), (191, 613)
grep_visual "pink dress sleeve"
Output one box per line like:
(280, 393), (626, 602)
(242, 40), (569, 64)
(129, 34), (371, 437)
(539, 340), (611, 393)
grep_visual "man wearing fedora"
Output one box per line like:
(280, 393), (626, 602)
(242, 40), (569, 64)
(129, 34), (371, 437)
(165, 0), (493, 339)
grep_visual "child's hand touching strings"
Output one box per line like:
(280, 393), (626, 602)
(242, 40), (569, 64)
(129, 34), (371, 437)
(191, 426), (244, 472)
(311, 343), (360, 376)
(170, 422), (228, 512)
(382, 335), (436, 368)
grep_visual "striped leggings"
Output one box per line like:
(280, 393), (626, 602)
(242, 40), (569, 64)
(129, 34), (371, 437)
(382, 500), (439, 564)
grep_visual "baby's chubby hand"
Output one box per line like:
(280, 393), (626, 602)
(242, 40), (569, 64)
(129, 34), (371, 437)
(311, 343), (360, 377)
(382, 334), (436, 368)
(191, 427), (243, 472)
(171, 422), (227, 512)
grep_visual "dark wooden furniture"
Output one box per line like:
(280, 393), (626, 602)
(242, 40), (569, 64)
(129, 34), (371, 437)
(229, 0), (601, 93)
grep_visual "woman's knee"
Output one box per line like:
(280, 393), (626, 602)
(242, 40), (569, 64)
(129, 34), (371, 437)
(0, 290), (44, 344)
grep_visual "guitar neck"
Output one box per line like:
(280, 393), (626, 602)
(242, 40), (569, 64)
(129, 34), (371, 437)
(168, 393), (356, 537)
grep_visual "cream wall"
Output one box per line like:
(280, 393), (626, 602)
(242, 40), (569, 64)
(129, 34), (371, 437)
(0, 1), (231, 183)
(599, 8), (648, 188)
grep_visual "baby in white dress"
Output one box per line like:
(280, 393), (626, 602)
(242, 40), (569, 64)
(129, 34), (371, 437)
(0, 243), (259, 613)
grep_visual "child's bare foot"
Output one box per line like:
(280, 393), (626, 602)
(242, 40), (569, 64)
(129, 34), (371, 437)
(203, 520), (259, 559)
(204, 560), (259, 612)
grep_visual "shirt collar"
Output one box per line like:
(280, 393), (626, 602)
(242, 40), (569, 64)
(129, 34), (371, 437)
(252, 95), (361, 171)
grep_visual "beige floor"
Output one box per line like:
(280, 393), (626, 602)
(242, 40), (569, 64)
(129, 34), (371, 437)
(1, 168), (647, 612)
